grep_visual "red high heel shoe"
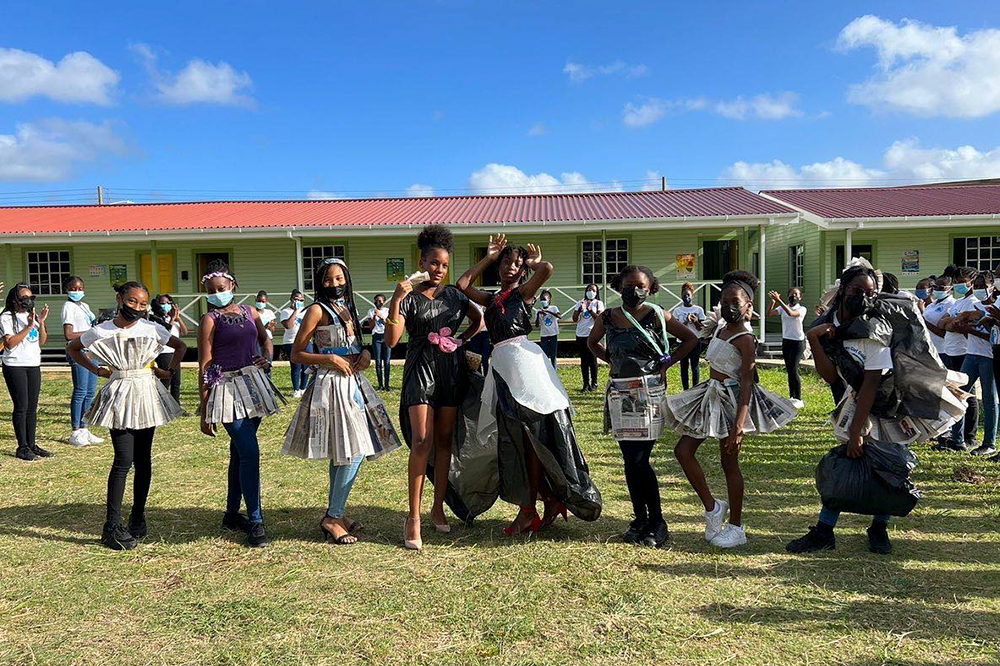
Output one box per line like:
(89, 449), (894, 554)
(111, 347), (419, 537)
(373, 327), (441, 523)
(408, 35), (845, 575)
(540, 498), (568, 530)
(504, 507), (542, 535)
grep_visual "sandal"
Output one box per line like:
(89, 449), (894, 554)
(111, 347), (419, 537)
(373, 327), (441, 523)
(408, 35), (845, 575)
(346, 520), (363, 534)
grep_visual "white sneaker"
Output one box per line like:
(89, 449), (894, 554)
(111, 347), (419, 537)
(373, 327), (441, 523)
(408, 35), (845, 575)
(293, 389), (304, 399)
(790, 398), (805, 410)
(84, 428), (104, 444)
(68, 430), (90, 447)
(710, 524), (747, 548)
(704, 499), (729, 541)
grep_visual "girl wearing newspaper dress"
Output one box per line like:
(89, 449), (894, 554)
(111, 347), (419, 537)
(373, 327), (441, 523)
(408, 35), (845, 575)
(198, 259), (283, 548)
(283, 258), (401, 545)
(458, 234), (602, 535)
(67, 281), (186, 551)
(587, 265), (699, 548)
(787, 260), (970, 555)
(665, 270), (798, 549)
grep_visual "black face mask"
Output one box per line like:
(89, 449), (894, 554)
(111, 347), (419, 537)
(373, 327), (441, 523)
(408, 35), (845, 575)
(721, 304), (745, 324)
(621, 286), (648, 308)
(682, 295), (692, 306)
(844, 293), (874, 317)
(789, 297), (800, 305)
(18, 296), (35, 311)
(119, 303), (146, 323)
(320, 285), (346, 300)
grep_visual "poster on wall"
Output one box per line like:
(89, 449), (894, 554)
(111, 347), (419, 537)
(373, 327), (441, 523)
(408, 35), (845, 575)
(108, 264), (128, 287)
(88, 264), (107, 278)
(901, 250), (919, 274)
(675, 253), (697, 279)
(386, 258), (405, 281)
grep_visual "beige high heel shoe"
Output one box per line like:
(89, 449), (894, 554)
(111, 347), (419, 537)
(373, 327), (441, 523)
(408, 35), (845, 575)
(403, 516), (423, 551)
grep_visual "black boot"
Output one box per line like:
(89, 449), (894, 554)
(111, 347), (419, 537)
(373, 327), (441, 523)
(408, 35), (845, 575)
(101, 523), (138, 551)
(867, 522), (892, 555)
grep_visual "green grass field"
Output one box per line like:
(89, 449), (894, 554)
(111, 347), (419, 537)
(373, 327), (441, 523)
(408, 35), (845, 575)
(0, 364), (998, 665)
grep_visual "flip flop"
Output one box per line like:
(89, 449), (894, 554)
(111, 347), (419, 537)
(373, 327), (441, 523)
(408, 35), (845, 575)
(334, 533), (358, 545)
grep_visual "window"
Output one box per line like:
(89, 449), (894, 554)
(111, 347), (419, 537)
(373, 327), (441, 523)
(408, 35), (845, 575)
(302, 245), (346, 291)
(788, 244), (804, 289)
(581, 238), (628, 285)
(835, 244), (873, 277)
(26, 250), (71, 295)
(954, 236), (1000, 273)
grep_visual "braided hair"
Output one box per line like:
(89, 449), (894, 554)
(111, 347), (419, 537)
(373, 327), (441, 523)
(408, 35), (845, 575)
(313, 259), (363, 340)
(497, 244), (531, 285)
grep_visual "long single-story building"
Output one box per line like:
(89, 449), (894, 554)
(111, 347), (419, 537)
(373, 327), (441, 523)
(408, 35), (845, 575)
(760, 183), (1000, 332)
(0, 187), (798, 350)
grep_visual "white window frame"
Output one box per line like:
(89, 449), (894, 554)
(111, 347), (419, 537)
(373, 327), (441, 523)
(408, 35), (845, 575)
(26, 249), (71, 296)
(302, 244), (346, 291)
(958, 236), (1000, 273)
(581, 238), (629, 285)
(789, 244), (804, 290)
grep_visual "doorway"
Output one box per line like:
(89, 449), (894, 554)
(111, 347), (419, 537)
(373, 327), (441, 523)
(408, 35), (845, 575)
(473, 246), (501, 288)
(702, 240), (739, 308)
(835, 244), (873, 277)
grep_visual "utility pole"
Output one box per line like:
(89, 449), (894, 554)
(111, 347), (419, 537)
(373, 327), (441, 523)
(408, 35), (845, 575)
(97, 186), (104, 205)
(661, 176), (666, 191)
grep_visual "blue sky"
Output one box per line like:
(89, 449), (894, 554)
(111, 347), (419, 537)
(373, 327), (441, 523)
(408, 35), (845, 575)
(1, 1), (999, 204)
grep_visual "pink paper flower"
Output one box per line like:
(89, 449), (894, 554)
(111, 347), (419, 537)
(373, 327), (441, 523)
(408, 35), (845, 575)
(428, 327), (462, 353)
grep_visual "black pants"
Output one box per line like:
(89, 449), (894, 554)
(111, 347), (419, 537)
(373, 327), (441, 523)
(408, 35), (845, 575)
(155, 353), (181, 403)
(2, 365), (41, 452)
(539, 335), (558, 367)
(782, 338), (806, 400)
(944, 353), (978, 443)
(619, 440), (662, 525)
(578, 336), (598, 387)
(680, 340), (702, 390)
(106, 427), (156, 528)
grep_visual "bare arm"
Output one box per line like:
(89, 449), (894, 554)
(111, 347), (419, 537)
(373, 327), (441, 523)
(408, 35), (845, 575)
(724, 334), (757, 454)
(384, 281), (412, 348)
(666, 312), (698, 368)
(250, 307), (273, 362)
(587, 314), (608, 363)
(67, 337), (106, 377)
(460, 302), (483, 342)
(806, 324), (840, 385)
(198, 314), (216, 435)
(519, 244), (552, 301)
(847, 370), (881, 458)
(281, 310), (296, 329)
(173, 310), (189, 336)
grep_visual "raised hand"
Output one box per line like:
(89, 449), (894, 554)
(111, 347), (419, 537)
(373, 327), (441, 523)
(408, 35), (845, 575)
(525, 243), (543, 269)
(392, 279), (414, 302)
(38, 304), (50, 323)
(768, 290), (782, 303)
(486, 233), (507, 260)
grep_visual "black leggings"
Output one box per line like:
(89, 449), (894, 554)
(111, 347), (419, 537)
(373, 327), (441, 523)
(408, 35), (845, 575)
(578, 336), (598, 387)
(944, 353), (978, 443)
(106, 428), (156, 528)
(155, 353), (181, 403)
(680, 340), (702, 390)
(619, 440), (662, 525)
(2, 365), (41, 452)
(782, 338), (806, 400)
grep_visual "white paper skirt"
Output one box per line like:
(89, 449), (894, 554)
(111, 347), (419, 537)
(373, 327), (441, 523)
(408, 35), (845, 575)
(204, 365), (283, 424)
(282, 368), (377, 464)
(87, 369), (182, 430)
(663, 378), (798, 440)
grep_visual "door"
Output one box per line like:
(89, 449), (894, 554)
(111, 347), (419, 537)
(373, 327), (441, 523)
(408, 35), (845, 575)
(139, 252), (176, 294)
(473, 246), (501, 287)
(702, 240), (739, 308)
(835, 244), (873, 277)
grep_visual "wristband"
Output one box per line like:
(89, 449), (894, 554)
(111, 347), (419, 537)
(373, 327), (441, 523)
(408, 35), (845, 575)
(386, 318), (400, 326)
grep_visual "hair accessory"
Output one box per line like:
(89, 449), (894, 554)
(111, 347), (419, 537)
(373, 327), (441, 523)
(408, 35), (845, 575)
(723, 279), (756, 303)
(321, 257), (347, 268)
(201, 271), (235, 284)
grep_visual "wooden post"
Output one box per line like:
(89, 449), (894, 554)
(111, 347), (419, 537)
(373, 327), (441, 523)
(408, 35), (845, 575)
(601, 227), (608, 299)
(661, 176), (666, 191)
(759, 224), (767, 343)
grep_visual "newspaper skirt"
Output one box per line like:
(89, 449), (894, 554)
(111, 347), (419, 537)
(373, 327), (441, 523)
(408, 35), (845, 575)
(204, 365), (284, 424)
(283, 367), (400, 464)
(663, 378), (798, 440)
(603, 374), (669, 441)
(87, 369), (182, 430)
(831, 374), (970, 445)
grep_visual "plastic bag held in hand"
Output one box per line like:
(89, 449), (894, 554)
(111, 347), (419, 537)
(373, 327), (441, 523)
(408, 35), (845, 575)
(815, 441), (921, 517)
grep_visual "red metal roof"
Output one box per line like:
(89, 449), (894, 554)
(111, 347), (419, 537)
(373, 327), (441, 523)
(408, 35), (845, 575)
(761, 184), (1000, 219)
(0, 188), (794, 236)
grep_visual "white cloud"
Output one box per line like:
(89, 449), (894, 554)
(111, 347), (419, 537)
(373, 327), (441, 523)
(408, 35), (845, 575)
(838, 15), (1000, 117)
(564, 59), (647, 83)
(0, 47), (119, 105)
(640, 170), (664, 191)
(527, 122), (546, 137)
(0, 118), (128, 182)
(623, 98), (671, 128)
(715, 92), (801, 120)
(406, 183), (435, 198)
(307, 189), (340, 200)
(133, 43), (254, 107)
(468, 163), (624, 194)
(722, 138), (1000, 190)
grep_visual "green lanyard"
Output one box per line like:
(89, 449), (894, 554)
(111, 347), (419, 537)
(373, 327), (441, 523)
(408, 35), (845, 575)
(621, 304), (669, 360)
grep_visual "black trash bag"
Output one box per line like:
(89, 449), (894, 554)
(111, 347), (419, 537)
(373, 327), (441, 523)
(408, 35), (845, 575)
(815, 441), (921, 517)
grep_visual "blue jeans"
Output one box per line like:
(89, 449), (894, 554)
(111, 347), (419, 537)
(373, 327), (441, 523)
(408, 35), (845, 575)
(284, 343), (314, 391)
(819, 506), (890, 528)
(371, 333), (391, 388)
(67, 354), (98, 429)
(539, 335), (558, 367)
(327, 456), (364, 518)
(224, 417), (263, 524)
(953, 353), (997, 447)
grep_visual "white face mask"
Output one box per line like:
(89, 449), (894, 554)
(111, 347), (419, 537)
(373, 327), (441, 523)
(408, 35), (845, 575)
(585, 290), (596, 300)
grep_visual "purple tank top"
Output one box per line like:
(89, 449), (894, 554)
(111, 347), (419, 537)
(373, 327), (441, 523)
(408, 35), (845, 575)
(210, 305), (258, 371)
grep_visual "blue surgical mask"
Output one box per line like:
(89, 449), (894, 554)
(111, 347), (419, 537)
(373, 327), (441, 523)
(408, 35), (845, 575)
(975, 288), (989, 301)
(539, 300), (549, 309)
(293, 300), (304, 309)
(585, 290), (596, 300)
(933, 289), (950, 301)
(255, 301), (267, 310)
(954, 283), (971, 296)
(160, 303), (173, 314)
(914, 288), (929, 300)
(207, 290), (233, 307)
(68, 290), (85, 302)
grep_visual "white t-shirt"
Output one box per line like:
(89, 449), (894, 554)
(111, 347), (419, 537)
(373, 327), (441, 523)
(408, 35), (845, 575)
(365, 307), (389, 335)
(922, 296), (954, 354)
(157, 321), (182, 355)
(779, 304), (808, 341)
(258, 308), (276, 340)
(833, 313), (893, 374)
(671, 304), (706, 336)
(966, 302), (994, 359)
(81, 318), (171, 349)
(574, 299), (605, 337)
(280, 306), (305, 345)
(61, 300), (96, 335)
(0, 310), (41, 367)
(944, 295), (979, 357)
(535, 306), (561, 337)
